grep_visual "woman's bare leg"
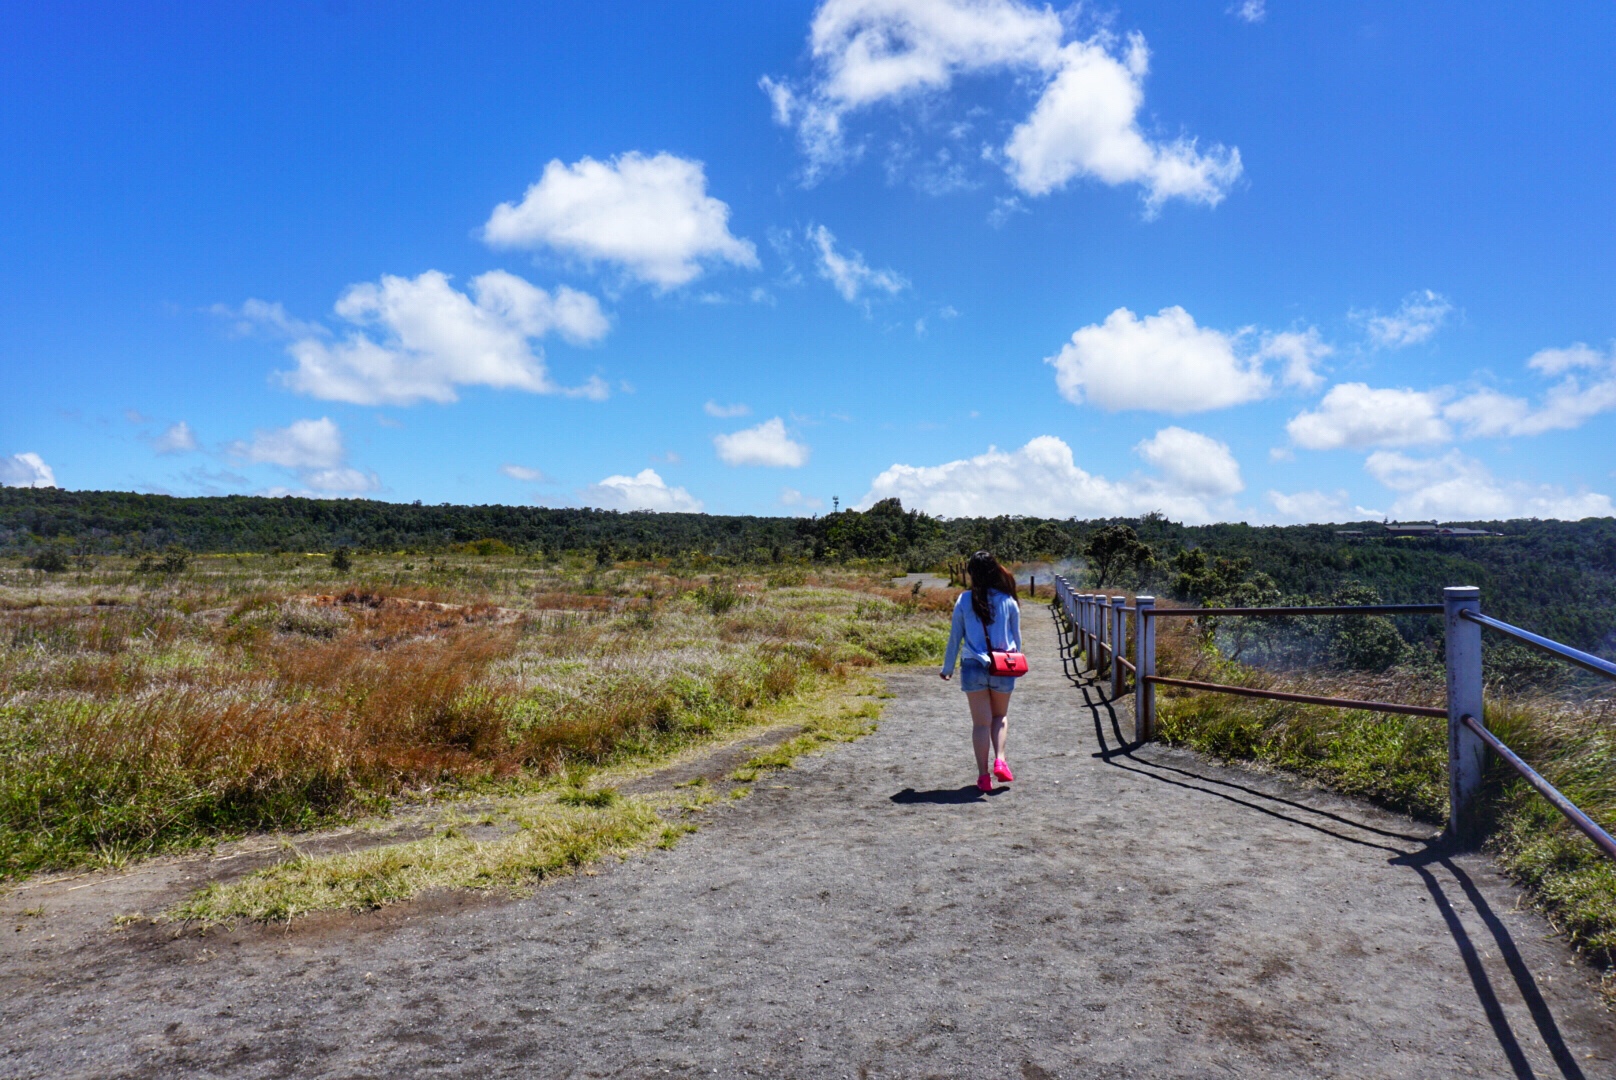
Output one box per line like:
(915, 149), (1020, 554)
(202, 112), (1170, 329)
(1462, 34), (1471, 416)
(966, 689), (994, 775)
(989, 688), (1012, 761)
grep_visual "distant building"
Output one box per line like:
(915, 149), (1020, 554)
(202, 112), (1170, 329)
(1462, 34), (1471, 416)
(1384, 521), (1497, 538)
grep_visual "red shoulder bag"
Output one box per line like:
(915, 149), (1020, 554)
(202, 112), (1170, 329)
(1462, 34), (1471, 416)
(979, 602), (1028, 676)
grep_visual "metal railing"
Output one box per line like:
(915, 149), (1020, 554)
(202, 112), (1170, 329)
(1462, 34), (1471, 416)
(1050, 577), (1616, 854)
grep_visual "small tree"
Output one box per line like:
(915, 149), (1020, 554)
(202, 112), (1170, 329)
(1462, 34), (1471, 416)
(1083, 525), (1153, 587)
(330, 546), (353, 571)
(27, 547), (69, 573)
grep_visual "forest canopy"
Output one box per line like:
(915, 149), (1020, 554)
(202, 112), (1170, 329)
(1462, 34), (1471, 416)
(4, 488), (1615, 655)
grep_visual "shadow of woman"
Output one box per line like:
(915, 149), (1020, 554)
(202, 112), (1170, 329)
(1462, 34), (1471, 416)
(890, 786), (1006, 804)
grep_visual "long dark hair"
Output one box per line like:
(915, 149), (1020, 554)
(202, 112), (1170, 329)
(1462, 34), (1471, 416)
(966, 550), (1017, 626)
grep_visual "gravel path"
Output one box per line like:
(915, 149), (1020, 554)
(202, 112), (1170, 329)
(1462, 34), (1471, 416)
(3, 606), (1613, 1078)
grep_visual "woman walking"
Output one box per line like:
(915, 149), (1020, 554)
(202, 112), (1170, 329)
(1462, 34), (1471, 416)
(940, 550), (1022, 793)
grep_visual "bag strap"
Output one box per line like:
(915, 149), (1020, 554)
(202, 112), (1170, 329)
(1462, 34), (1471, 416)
(974, 593), (1001, 652)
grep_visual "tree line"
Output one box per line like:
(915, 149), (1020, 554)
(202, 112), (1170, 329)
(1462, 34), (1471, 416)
(5, 488), (1615, 655)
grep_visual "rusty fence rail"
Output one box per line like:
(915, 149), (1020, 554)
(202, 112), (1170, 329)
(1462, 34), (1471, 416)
(1050, 576), (1616, 853)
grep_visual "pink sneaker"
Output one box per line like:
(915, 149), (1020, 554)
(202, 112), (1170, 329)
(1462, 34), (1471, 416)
(976, 773), (994, 793)
(993, 758), (1015, 783)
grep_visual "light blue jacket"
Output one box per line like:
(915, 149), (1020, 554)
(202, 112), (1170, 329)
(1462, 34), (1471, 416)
(941, 589), (1021, 674)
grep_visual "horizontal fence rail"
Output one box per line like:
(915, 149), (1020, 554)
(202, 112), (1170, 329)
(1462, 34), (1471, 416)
(1146, 604), (1444, 618)
(1142, 674), (1448, 718)
(1460, 609), (1616, 680)
(1048, 574), (1616, 857)
(1461, 714), (1616, 861)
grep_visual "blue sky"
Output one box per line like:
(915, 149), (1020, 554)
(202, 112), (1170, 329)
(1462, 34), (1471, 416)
(3, 1), (1613, 523)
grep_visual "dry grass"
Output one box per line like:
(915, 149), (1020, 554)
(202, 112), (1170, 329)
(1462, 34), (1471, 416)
(0, 556), (949, 880)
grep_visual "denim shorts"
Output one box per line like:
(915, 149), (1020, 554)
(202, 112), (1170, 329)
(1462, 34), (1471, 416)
(959, 659), (1017, 694)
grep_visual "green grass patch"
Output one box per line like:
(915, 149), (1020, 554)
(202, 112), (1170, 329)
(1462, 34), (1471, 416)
(168, 799), (661, 923)
(729, 700), (882, 784)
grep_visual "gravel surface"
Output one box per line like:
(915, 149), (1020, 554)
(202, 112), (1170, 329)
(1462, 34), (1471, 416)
(3, 605), (1613, 1078)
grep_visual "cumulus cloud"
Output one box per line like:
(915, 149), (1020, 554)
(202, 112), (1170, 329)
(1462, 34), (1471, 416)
(1002, 35), (1242, 211)
(210, 298), (326, 340)
(1366, 451), (1614, 521)
(280, 270), (608, 406)
(1, 452), (56, 488)
(149, 421), (198, 455)
(1264, 489), (1365, 525)
(1285, 383), (1450, 450)
(1447, 343), (1616, 438)
(483, 152), (758, 289)
(1046, 306), (1273, 413)
(1256, 329), (1331, 391)
(500, 464), (551, 483)
(234, 417), (344, 469)
(1361, 290), (1453, 348)
(231, 418), (379, 494)
(1528, 342), (1605, 377)
(1290, 344), (1616, 450)
(1134, 426), (1243, 496)
(583, 468), (703, 513)
(858, 429), (1242, 523)
(704, 400), (752, 418)
(1230, 0), (1266, 23)
(767, 0), (1240, 211)
(714, 417), (811, 467)
(809, 224), (907, 303)
(780, 487), (826, 511)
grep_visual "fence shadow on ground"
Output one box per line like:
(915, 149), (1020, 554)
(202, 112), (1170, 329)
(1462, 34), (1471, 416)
(1062, 652), (1589, 1080)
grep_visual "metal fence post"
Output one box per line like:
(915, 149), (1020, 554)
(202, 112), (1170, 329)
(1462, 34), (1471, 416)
(1077, 594), (1090, 670)
(1134, 596), (1156, 742)
(1084, 594), (1096, 671)
(1096, 592), (1109, 674)
(1111, 595), (1126, 697)
(1445, 585), (1486, 845)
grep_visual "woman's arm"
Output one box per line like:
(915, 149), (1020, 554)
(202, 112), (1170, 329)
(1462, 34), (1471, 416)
(1007, 598), (1022, 652)
(941, 599), (965, 677)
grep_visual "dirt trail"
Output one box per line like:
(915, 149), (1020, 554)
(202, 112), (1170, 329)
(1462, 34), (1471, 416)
(3, 607), (1613, 1078)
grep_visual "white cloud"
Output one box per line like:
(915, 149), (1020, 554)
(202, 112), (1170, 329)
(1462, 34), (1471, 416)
(234, 417), (345, 469)
(231, 418), (379, 494)
(210, 298), (326, 340)
(1, 452), (56, 488)
(704, 400), (752, 418)
(1265, 489), (1359, 524)
(1362, 290), (1453, 348)
(859, 430), (1241, 523)
(1285, 384), (1450, 450)
(301, 467), (381, 494)
(809, 224), (907, 303)
(482, 152), (758, 289)
(1003, 35), (1242, 211)
(1527, 342), (1605, 377)
(500, 464), (551, 483)
(1366, 450), (1614, 521)
(1230, 0), (1266, 23)
(760, 75), (797, 125)
(584, 468), (703, 513)
(149, 421), (197, 455)
(280, 270), (608, 406)
(1292, 344), (1616, 450)
(1047, 306), (1272, 413)
(713, 417), (811, 467)
(1134, 427), (1243, 496)
(1446, 343), (1616, 438)
(1256, 329), (1331, 391)
(769, 0), (1241, 211)
(780, 487), (826, 511)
